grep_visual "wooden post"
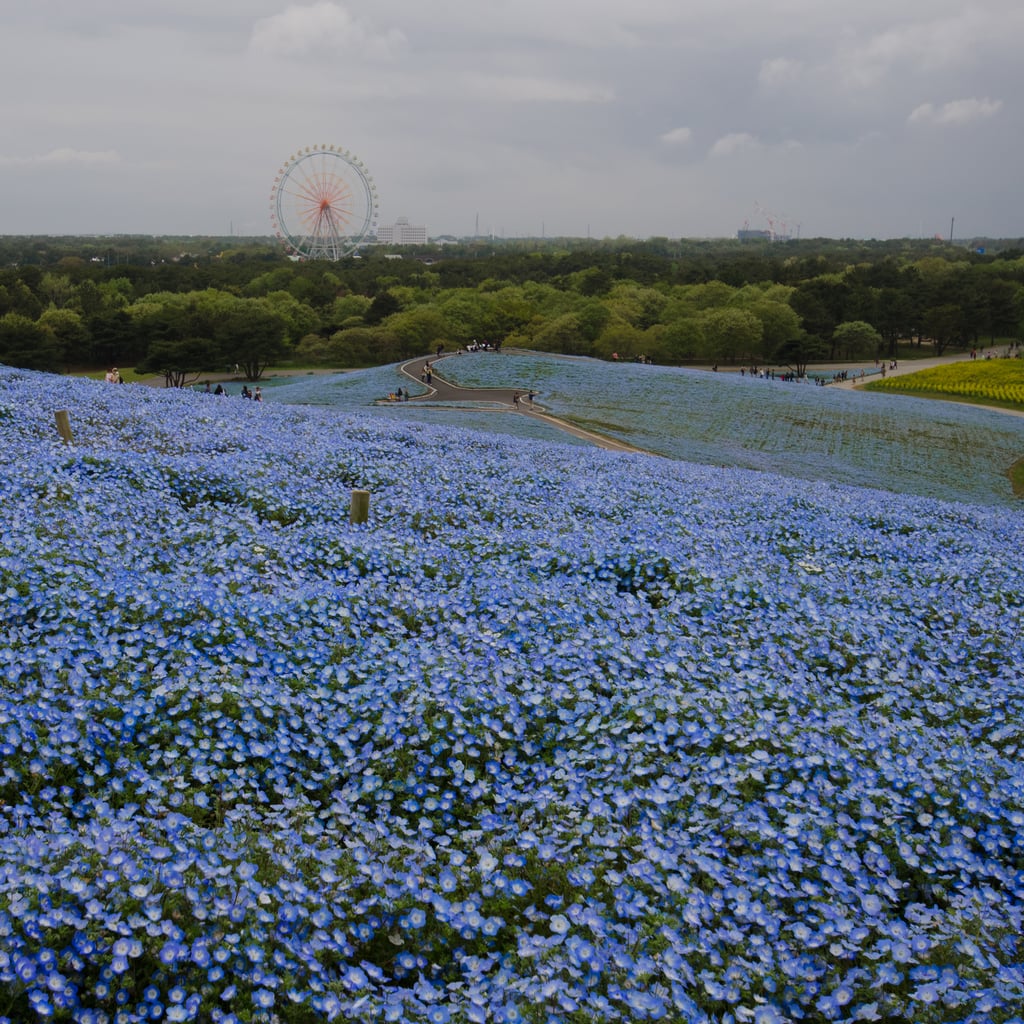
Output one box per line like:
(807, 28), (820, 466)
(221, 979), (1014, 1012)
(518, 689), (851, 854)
(54, 409), (74, 444)
(349, 489), (370, 525)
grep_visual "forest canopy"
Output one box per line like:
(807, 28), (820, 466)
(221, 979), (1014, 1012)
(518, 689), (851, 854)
(1, 234), (1022, 379)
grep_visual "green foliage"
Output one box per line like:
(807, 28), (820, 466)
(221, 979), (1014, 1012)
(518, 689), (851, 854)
(832, 320), (884, 359)
(364, 290), (402, 325)
(0, 312), (62, 370)
(4, 234), (1024, 373)
(216, 299), (290, 380)
(137, 336), (218, 387)
(699, 307), (763, 364)
(527, 312), (593, 356)
(386, 306), (447, 350)
(774, 332), (828, 375)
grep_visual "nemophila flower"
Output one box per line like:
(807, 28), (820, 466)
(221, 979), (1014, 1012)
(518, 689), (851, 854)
(159, 941), (183, 965)
(2, 365), (1024, 1022)
(549, 914), (570, 936)
(253, 988), (275, 1009)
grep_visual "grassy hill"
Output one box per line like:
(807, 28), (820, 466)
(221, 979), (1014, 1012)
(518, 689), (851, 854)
(1, 365), (1023, 1023)
(269, 353), (1024, 507)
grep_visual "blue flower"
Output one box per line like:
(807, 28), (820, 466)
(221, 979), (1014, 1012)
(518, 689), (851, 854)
(253, 988), (275, 1009)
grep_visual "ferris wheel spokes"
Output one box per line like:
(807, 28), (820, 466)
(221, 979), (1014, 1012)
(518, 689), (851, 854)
(269, 144), (378, 260)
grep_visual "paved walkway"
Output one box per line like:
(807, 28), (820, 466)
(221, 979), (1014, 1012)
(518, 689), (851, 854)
(395, 354), (651, 453)
(826, 350), (1024, 418)
(827, 350), (972, 389)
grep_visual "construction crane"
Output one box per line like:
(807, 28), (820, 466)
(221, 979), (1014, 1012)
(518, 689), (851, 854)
(752, 201), (797, 242)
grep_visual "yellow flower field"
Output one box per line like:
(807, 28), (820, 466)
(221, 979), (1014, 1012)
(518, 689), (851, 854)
(866, 357), (1024, 410)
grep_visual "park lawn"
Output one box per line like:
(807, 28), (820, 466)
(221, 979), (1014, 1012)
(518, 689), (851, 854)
(863, 357), (1024, 412)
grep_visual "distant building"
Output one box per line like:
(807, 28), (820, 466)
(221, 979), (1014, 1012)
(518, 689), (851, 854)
(737, 228), (772, 242)
(377, 217), (427, 245)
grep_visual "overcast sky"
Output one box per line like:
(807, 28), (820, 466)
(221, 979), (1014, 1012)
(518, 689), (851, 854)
(2, 1), (1021, 240)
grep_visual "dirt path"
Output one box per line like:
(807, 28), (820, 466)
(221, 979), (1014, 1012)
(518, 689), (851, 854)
(130, 367), (344, 388)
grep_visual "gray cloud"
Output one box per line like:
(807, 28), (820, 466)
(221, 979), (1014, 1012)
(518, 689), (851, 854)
(0, 0), (1021, 239)
(908, 97), (1003, 125)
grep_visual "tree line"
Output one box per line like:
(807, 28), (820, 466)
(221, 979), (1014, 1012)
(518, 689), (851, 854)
(1, 236), (1022, 382)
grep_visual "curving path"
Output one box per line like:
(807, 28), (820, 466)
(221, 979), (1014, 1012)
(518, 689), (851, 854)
(394, 355), (652, 454)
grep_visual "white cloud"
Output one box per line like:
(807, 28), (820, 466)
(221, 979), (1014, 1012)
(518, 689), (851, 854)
(908, 97), (1002, 126)
(833, 8), (1017, 89)
(0, 148), (120, 167)
(660, 126), (692, 145)
(758, 57), (803, 88)
(709, 133), (759, 158)
(249, 2), (405, 59)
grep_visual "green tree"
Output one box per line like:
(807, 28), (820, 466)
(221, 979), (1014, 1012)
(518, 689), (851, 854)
(572, 266), (613, 296)
(832, 320), (883, 360)
(529, 313), (591, 355)
(789, 275), (850, 357)
(872, 287), (917, 358)
(661, 317), (705, 363)
(593, 320), (646, 361)
(137, 336), (216, 388)
(575, 300), (611, 343)
(606, 283), (667, 330)
(488, 288), (536, 340)
(386, 307), (448, 353)
(325, 294), (372, 329)
(774, 332), (827, 376)
(216, 301), (289, 381)
(438, 293), (494, 346)
(39, 273), (76, 309)
(87, 310), (141, 367)
(261, 290), (320, 342)
(365, 290), (402, 325)
(0, 313), (61, 370)
(699, 307), (763, 364)
(38, 308), (89, 365)
(0, 281), (43, 319)
(744, 300), (802, 365)
(326, 327), (386, 365)
(921, 304), (968, 355)
(72, 279), (105, 318)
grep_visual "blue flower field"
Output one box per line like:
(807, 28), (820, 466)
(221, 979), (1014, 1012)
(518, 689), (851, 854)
(1, 365), (1022, 1023)
(384, 353), (1024, 508)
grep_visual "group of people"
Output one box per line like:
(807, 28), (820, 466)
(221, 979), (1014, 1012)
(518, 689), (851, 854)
(972, 342), (1020, 360)
(204, 381), (261, 400)
(610, 353), (653, 364)
(511, 390), (536, 408)
(104, 367), (124, 384)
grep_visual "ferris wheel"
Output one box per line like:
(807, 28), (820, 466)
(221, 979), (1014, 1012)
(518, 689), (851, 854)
(269, 144), (378, 259)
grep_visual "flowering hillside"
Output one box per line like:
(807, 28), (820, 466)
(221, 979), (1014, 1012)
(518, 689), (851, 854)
(400, 353), (1024, 507)
(1, 367), (1023, 1024)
